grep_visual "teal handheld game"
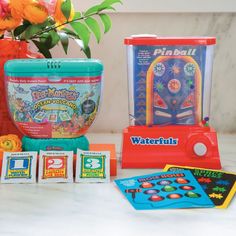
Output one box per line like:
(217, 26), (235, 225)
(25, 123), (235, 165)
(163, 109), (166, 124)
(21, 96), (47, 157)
(4, 59), (103, 151)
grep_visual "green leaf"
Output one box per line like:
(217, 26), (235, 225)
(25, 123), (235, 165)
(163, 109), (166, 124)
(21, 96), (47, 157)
(22, 20), (31, 26)
(84, 5), (101, 16)
(37, 19), (52, 28)
(73, 12), (82, 20)
(44, 34), (52, 48)
(40, 31), (60, 49)
(74, 39), (84, 48)
(100, 0), (122, 8)
(49, 31), (60, 48)
(61, 0), (72, 20)
(70, 22), (90, 48)
(82, 46), (91, 58)
(63, 28), (78, 37)
(84, 17), (101, 43)
(20, 19), (53, 39)
(14, 24), (30, 37)
(25, 25), (42, 39)
(84, 2), (117, 16)
(99, 14), (112, 33)
(102, 6), (116, 11)
(75, 39), (91, 58)
(84, 0), (122, 16)
(102, 0), (122, 5)
(32, 40), (52, 58)
(58, 32), (69, 54)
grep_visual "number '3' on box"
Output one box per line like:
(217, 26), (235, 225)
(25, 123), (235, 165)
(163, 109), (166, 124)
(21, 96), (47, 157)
(76, 150), (110, 183)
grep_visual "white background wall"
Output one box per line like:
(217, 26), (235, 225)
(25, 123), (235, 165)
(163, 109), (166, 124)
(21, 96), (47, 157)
(52, 1), (236, 133)
(78, 0), (236, 13)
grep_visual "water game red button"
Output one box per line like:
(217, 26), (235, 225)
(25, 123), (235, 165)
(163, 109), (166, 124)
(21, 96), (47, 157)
(124, 36), (216, 45)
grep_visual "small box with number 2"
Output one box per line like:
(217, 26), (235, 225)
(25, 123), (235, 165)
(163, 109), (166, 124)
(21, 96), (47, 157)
(38, 150), (73, 183)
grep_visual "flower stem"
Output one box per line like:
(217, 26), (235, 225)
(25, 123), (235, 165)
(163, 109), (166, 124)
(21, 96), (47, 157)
(11, 30), (16, 40)
(30, 11), (101, 39)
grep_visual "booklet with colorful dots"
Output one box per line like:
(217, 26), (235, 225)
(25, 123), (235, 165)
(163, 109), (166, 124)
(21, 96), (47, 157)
(164, 165), (236, 208)
(114, 170), (214, 210)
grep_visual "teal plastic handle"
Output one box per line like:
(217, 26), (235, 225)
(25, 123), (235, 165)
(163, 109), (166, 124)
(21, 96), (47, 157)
(22, 136), (89, 152)
(4, 58), (104, 77)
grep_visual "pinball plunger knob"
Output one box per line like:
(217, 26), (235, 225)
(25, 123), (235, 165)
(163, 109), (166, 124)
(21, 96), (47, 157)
(193, 142), (207, 157)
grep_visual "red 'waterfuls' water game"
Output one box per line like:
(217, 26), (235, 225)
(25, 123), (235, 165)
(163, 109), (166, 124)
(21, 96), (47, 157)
(122, 35), (221, 169)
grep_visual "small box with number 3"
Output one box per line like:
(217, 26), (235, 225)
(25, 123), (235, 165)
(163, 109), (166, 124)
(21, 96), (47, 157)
(76, 149), (110, 183)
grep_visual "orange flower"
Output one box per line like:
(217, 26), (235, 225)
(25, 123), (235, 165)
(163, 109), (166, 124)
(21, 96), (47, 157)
(0, 15), (21, 31)
(0, 0), (21, 32)
(23, 2), (48, 24)
(0, 134), (22, 152)
(54, 0), (74, 28)
(9, 0), (33, 19)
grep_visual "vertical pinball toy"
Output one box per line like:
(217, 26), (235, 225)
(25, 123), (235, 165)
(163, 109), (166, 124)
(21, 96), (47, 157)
(122, 35), (221, 169)
(4, 59), (103, 152)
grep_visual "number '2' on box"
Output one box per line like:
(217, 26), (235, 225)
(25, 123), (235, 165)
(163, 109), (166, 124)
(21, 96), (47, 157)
(38, 151), (73, 183)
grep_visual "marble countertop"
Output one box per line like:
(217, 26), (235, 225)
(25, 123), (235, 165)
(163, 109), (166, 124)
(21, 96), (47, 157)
(0, 133), (235, 236)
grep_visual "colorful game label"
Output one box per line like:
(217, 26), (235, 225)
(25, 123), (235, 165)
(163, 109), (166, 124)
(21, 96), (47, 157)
(114, 170), (214, 210)
(131, 45), (208, 126)
(164, 165), (236, 208)
(1, 152), (37, 184)
(38, 151), (73, 183)
(6, 76), (102, 138)
(76, 150), (110, 183)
